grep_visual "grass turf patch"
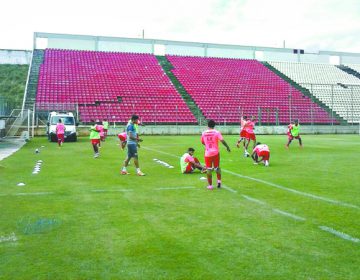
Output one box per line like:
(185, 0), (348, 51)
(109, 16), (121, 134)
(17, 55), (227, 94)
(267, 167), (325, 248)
(0, 135), (359, 279)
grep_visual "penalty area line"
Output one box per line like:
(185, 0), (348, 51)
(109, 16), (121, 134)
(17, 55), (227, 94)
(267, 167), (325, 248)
(222, 184), (237, 193)
(223, 169), (359, 210)
(319, 226), (360, 243)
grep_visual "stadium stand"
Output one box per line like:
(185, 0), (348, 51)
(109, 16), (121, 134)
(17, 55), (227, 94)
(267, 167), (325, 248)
(36, 49), (197, 123)
(269, 62), (360, 123)
(167, 55), (336, 124)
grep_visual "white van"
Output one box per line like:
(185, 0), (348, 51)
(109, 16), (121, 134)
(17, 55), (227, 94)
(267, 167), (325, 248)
(46, 111), (78, 142)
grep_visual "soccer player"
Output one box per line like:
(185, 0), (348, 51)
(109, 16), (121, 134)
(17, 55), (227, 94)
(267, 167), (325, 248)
(286, 119), (303, 148)
(97, 121), (105, 142)
(117, 131), (127, 150)
(201, 119), (231, 190)
(251, 142), (270, 167)
(103, 119), (109, 139)
(56, 119), (65, 147)
(89, 120), (101, 158)
(127, 117), (143, 134)
(244, 116), (257, 157)
(236, 115), (248, 150)
(180, 148), (206, 174)
(121, 115), (145, 176)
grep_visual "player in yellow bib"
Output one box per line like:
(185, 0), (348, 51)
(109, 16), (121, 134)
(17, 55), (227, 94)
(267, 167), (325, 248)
(286, 119), (303, 148)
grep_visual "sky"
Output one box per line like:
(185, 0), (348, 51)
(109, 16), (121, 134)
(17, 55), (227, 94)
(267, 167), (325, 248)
(1, 0), (360, 53)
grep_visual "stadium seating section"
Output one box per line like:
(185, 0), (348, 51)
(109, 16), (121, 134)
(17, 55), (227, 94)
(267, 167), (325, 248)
(269, 62), (360, 123)
(167, 56), (335, 124)
(36, 49), (197, 123)
(36, 49), (360, 124)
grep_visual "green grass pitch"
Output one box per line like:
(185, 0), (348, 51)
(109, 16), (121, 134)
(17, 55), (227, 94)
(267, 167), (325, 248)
(0, 134), (359, 279)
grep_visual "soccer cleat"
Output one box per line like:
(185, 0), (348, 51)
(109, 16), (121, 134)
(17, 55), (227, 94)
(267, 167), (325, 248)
(265, 160), (269, 167)
(217, 182), (221, 188)
(121, 170), (130, 175)
(137, 171), (146, 176)
(244, 152), (250, 157)
(207, 185), (214, 190)
(94, 153), (99, 158)
(253, 162), (258, 165)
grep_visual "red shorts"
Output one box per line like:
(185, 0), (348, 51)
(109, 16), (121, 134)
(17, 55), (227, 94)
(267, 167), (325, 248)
(184, 157), (200, 173)
(184, 163), (194, 173)
(118, 134), (126, 142)
(91, 139), (100, 145)
(246, 132), (256, 141)
(240, 130), (247, 138)
(258, 151), (270, 161)
(57, 134), (64, 142)
(204, 154), (220, 169)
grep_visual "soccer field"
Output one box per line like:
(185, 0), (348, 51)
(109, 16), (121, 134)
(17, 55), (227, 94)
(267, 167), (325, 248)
(0, 135), (359, 279)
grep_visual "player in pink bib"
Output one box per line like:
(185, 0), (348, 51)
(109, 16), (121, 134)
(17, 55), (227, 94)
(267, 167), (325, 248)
(56, 119), (65, 147)
(201, 119), (231, 190)
(251, 142), (270, 167)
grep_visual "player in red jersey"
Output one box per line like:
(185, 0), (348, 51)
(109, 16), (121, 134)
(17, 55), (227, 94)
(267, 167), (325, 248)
(244, 116), (257, 157)
(201, 119), (231, 190)
(251, 142), (270, 167)
(56, 119), (65, 147)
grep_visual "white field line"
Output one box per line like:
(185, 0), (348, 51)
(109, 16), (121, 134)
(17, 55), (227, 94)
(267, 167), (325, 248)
(14, 192), (54, 196)
(155, 186), (196, 190)
(0, 233), (17, 243)
(272, 209), (306, 221)
(90, 189), (133, 193)
(319, 226), (360, 243)
(144, 147), (359, 210)
(241, 194), (267, 205)
(222, 184), (237, 193)
(223, 169), (359, 210)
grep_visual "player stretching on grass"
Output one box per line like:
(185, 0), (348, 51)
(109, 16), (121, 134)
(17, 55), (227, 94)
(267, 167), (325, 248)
(121, 115), (145, 176)
(286, 119), (303, 148)
(117, 131), (127, 150)
(180, 148), (206, 174)
(201, 119), (231, 190)
(252, 142), (270, 167)
(56, 119), (65, 147)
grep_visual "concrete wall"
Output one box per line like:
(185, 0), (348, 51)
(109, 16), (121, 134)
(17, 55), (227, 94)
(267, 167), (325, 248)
(34, 125), (360, 136)
(0, 49), (31, 64)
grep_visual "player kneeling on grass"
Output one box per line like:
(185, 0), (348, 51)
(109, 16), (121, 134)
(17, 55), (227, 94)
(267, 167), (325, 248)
(180, 148), (206, 174)
(118, 131), (127, 150)
(201, 119), (231, 190)
(251, 142), (270, 167)
(121, 115), (145, 176)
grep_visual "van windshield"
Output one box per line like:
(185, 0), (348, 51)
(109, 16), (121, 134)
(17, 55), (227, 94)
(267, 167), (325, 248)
(51, 116), (75, 125)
